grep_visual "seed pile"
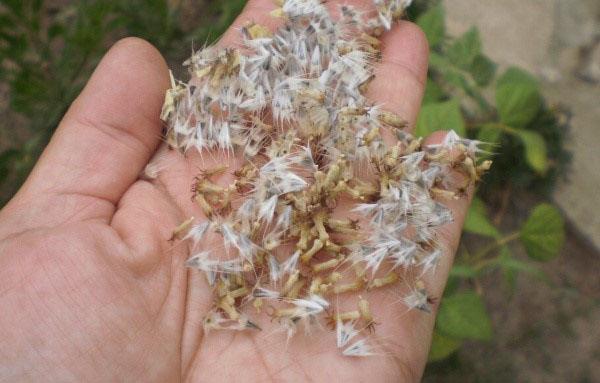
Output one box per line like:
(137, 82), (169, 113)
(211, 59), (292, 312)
(160, 0), (491, 357)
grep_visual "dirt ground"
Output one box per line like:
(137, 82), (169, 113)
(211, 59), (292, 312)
(425, 214), (600, 382)
(443, 0), (600, 248)
(429, 2), (600, 380)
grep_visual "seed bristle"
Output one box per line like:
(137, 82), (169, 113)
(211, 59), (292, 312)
(164, 0), (489, 357)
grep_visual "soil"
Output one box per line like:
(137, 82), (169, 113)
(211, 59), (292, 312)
(424, 215), (600, 382)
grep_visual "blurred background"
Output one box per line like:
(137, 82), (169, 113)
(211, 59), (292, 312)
(0, 0), (598, 381)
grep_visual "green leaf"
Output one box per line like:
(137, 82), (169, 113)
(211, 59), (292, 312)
(429, 52), (472, 92)
(32, 0), (44, 12)
(495, 67), (541, 128)
(450, 264), (478, 279)
(444, 275), (461, 296)
(423, 78), (445, 104)
(469, 54), (497, 86)
(416, 5), (445, 47)
(520, 203), (565, 261)
(501, 256), (547, 280)
(476, 123), (502, 160)
(3, 0), (25, 15)
(463, 198), (501, 238)
(428, 51), (451, 73)
(48, 22), (66, 39)
(497, 67), (538, 88)
(437, 291), (493, 341)
(477, 123), (502, 144)
(514, 129), (548, 174)
(496, 247), (548, 291)
(415, 99), (466, 137)
(428, 330), (462, 362)
(497, 247), (518, 291)
(443, 70), (468, 91)
(447, 27), (481, 69)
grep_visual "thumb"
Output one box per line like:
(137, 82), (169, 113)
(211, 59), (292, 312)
(1, 38), (170, 234)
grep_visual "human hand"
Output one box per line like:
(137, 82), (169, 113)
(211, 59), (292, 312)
(0, 1), (472, 381)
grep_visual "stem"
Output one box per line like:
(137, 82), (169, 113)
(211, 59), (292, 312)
(493, 184), (512, 225)
(471, 231), (520, 271)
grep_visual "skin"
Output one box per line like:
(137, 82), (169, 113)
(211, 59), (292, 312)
(0, 1), (472, 382)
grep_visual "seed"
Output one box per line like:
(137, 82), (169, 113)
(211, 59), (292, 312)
(301, 239), (324, 263)
(335, 310), (361, 322)
(170, 217), (194, 241)
(368, 272), (399, 290)
(312, 258), (340, 273)
(334, 278), (366, 294)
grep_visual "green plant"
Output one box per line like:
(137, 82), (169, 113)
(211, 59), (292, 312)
(0, 0), (246, 206)
(406, 1), (569, 362)
(429, 202), (565, 361)
(413, 2), (569, 196)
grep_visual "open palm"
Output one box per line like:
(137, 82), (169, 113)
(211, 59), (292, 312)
(0, 1), (472, 382)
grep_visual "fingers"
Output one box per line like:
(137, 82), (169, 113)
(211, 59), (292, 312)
(225, 0), (429, 128)
(368, 21), (429, 130)
(219, 0), (280, 47)
(150, 1), (429, 217)
(382, 131), (474, 379)
(3, 38), (169, 228)
(420, 131), (474, 296)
